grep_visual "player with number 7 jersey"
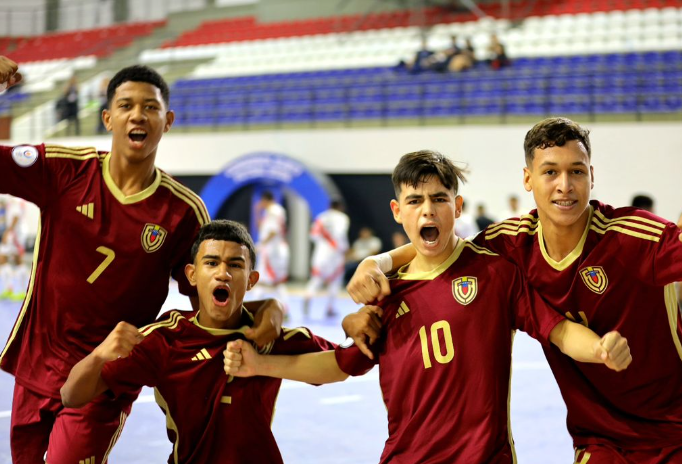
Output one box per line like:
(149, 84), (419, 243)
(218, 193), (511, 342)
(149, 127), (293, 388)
(0, 58), (283, 464)
(0, 142), (209, 458)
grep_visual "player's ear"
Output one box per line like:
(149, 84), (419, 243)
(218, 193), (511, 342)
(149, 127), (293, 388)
(102, 108), (112, 132)
(523, 167), (532, 192)
(164, 110), (175, 132)
(455, 195), (463, 218)
(590, 165), (595, 190)
(247, 270), (259, 291)
(390, 199), (402, 224)
(185, 263), (197, 287)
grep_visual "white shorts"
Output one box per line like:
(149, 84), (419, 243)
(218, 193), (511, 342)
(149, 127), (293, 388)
(310, 251), (345, 283)
(257, 242), (289, 285)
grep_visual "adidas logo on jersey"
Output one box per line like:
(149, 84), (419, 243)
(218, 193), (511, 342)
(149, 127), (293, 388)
(191, 348), (212, 361)
(78, 456), (96, 464)
(76, 203), (94, 219)
(395, 301), (411, 318)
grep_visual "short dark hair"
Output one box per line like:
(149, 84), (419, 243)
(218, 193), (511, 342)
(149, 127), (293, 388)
(261, 191), (274, 201)
(524, 117), (591, 166)
(631, 194), (654, 211)
(107, 65), (170, 107)
(392, 150), (467, 198)
(330, 199), (343, 210)
(191, 220), (257, 269)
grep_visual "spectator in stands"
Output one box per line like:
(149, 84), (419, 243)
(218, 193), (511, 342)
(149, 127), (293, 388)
(475, 203), (495, 231)
(398, 37), (434, 74)
(487, 34), (510, 70)
(344, 227), (382, 284)
(96, 77), (110, 135)
(448, 37), (476, 72)
(631, 194), (655, 212)
(426, 35), (462, 73)
(63, 75), (80, 136)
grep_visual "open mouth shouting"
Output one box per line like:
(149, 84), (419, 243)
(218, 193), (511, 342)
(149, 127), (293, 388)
(420, 224), (440, 248)
(212, 285), (231, 307)
(128, 128), (148, 148)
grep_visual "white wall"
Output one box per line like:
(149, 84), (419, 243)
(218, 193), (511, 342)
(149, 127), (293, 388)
(0, 0), (46, 36)
(59, 0), (114, 31)
(29, 121), (682, 224)
(129, 0), (207, 22)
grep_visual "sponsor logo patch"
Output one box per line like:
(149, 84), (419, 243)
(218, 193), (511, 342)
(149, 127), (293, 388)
(141, 223), (167, 253)
(11, 145), (38, 168)
(452, 276), (478, 305)
(579, 266), (608, 294)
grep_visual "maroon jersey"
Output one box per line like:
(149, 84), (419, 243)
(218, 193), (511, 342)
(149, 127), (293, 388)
(474, 200), (682, 449)
(335, 239), (564, 464)
(0, 144), (208, 397)
(102, 309), (335, 464)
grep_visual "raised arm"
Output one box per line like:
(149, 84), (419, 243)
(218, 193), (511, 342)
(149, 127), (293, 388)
(346, 243), (416, 304)
(0, 56), (22, 89)
(549, 320), (631, 371)
(60, 322), (143, 408)
(223, 339), (348, 384)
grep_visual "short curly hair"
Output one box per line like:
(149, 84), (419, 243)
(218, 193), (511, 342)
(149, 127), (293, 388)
(107, 65), (170, 107)
(524, 117), (591, 166)
(190, 220), (256, 270)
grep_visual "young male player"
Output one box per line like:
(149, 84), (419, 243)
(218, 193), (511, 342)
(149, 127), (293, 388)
(0, 56), (283, 463)
(347, 119), (682, 463)
(61, 220), (334, 464)
(225, 150), (632, 464)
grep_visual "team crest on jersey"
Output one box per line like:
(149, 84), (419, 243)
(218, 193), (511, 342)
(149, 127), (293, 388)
(141, 223), (167, 253)
(579, 266), (608, 294)
(452, 277), (478, 305)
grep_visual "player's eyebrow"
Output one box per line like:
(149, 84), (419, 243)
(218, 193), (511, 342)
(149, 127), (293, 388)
(429, 191), (450, 198)
(538, 160), (588, 168)
(201, 255), (246, 263)
(115, 97), (162, 104)
(404, 193), (424, 201)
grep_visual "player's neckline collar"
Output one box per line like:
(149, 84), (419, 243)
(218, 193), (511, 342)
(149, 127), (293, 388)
(191, 308), (254, 336)
(537, 205), (593, 271)
(397, 238), (464, 281)
(102, 154), (161, 205)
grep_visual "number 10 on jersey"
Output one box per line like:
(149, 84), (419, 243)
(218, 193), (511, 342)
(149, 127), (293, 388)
(419, 320), (455, 369)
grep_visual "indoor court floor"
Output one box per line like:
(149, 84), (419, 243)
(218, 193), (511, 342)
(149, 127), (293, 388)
(0, 285), (573, 463)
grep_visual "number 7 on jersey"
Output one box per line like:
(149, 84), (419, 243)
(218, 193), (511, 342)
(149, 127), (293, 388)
(87, 246), (116, 284)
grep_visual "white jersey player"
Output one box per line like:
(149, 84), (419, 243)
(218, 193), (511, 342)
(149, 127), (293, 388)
(304, 200), (349, 317)
(0, 194), (31, 300)
(251, 191), (289, 311)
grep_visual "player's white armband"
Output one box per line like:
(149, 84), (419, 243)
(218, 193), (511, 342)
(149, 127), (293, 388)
(366, 253), (393, 275)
